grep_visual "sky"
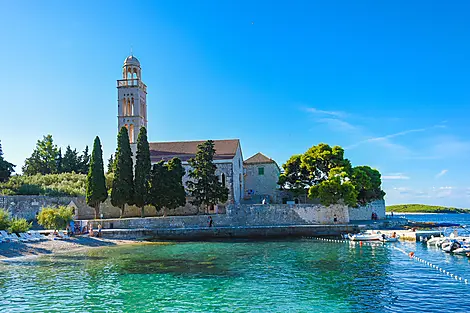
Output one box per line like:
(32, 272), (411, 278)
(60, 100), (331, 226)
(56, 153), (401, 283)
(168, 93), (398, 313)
(1, 0), (470, 207)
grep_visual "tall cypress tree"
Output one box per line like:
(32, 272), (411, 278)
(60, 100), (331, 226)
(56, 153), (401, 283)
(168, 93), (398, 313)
(107, 154), (115, 173)
(166, 157), (186, 212)
(187, 140), (228, 213)
(80, 145), (90, 174)
(148, 161), (166, 213)
(134, 127), (151, 217)
(86, 136), (108, 219)
(111, 127), (134, 218)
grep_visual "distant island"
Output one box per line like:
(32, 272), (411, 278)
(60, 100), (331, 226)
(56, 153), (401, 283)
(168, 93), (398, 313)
(386, 204), (469, 214)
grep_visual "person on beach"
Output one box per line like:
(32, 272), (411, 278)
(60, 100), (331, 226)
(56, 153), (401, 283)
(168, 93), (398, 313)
(333, 214), (338, 223)
(89, 224), (94, 237)
(392, 232), (397, 238)
(97, 224), (102, 238)
(208, 216), (213, 227)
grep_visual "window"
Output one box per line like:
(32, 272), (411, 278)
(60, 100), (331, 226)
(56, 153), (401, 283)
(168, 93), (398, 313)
(221, 173), (226, 187)
(258, 167), (264, 175)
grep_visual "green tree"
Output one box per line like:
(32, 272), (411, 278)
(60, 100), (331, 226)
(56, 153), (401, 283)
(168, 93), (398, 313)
(8, 217), (32, 233)
(148, 161), (167, 213)
(107, 154), (115, 173)
(79, 145), (90, 174)
(86, 137), (108, 219)
(37, 206), (73, 230)
(309, 167), (358, 207)
(187, 140), (228, 213)
(62, 145), (80, 173)
(279, 143), (384, 207)
(165, 158), (187, 212)
(134, 127), (151, 217)
(56, 148), (63, 173)
(0, 208), (11, 230)
(351, 166), (385, 206)
(111, 127), (134, 217)
(22, 135), (59, 175)
(277, 154), (310, 196)
(0, 141), (15, 182)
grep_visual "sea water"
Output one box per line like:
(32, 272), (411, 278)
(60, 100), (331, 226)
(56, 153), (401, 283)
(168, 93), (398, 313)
(1, 216), (470, 312)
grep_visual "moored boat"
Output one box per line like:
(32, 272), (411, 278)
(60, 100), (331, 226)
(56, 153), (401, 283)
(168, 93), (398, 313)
(348, 233), (381, 241)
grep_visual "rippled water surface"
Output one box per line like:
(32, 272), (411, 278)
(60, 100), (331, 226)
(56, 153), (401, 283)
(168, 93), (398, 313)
(1, 215), (470, 312)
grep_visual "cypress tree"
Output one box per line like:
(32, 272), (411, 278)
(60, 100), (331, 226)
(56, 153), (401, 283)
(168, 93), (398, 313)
(165, 157), (186, 212)
(80, 145), (90, 174)
(134, 127), (151, 217)
(148, 161), (166, 213)
(107, 154), (115, 173)
(187, 140), (228, 213)
(86, 136), (108, 219)
(111, 127), (134, 217)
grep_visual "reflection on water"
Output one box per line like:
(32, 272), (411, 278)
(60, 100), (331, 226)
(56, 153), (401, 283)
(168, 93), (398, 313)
(0, 239), (470, 312)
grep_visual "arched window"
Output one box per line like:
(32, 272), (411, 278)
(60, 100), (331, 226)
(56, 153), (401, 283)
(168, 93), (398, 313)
(221, 173), (226, 187)
(129, 124), (134, 143)
(122, 98), (127, 115)
(131, 98), (135, 115)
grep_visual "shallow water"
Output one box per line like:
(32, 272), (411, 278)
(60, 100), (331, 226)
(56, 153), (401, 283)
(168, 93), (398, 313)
(1, 236), (470, 313)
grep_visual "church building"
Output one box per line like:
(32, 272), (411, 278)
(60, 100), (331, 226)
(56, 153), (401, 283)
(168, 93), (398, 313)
(117, 55), (244, 204)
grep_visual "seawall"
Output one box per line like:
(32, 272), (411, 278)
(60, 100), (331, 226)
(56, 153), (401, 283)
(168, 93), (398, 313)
(100, 224), (360, 240)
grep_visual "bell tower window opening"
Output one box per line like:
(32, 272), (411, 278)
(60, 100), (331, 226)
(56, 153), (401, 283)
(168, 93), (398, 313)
(129, 124), (135, 143)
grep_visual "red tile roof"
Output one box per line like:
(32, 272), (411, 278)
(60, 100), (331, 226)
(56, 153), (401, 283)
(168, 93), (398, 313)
(149, 139), (240, 162)
(244, 152), (276, 165)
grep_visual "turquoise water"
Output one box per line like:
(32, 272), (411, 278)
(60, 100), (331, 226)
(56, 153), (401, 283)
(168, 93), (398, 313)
(1, 237), (470, 312)
(1, 213), (470, 312)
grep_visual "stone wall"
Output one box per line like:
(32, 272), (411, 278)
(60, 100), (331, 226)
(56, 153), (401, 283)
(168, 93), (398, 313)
(348, 199), (386, 221)
(0, 195), (82, 221)
(84, 203), (350, 230)
(244, 162), (280, 203)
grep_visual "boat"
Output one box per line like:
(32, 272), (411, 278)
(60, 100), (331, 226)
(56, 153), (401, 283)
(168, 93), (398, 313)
(347, 233), (381, 241)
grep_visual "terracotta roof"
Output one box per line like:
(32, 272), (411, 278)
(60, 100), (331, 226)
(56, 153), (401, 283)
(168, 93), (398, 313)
(149, 139), (240, 163)
(244, 152), (276, 165)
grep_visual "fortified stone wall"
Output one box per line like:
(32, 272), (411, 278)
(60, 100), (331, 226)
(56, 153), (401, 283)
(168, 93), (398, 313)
(84, 203), (350, 229)
(348, 199), (386, 221)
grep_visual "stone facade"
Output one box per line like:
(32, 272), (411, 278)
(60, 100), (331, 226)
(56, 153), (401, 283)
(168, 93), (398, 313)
(348, 199), (386, 221)
(244, 162), (280, 203)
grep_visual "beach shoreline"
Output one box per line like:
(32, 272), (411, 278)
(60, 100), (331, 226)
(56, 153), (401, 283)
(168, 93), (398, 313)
(0, 236), (148, 261)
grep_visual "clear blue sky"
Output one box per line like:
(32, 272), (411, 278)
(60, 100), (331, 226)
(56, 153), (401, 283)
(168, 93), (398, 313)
(1, 0), (470, 207)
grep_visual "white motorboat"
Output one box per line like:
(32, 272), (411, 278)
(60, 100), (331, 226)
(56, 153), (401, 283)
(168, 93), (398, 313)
(348, 233), (381, 241)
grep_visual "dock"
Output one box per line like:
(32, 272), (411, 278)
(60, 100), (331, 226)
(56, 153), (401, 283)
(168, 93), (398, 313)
(370, 229), (444, 242)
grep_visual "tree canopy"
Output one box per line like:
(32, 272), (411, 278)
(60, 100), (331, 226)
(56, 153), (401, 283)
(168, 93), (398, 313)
(0, 141), (15, 182)
(148, 158), (186, 214)
(134, 127), (151, 217)
(278, 143), (385, 207)
(187, 140), (228, 211)
(23, 135), (60, 175)
(86, 137), (108, 219)
(111, 127), (134, 217)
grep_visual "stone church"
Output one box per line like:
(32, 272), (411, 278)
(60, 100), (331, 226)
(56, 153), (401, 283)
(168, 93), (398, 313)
(116, 55), (279, 205)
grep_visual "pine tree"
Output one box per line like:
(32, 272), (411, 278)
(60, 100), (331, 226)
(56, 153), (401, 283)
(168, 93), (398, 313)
(22, 135), (59, 175)
(111, 127), (134, 217)
(0, 141), (15, 182)
(86, 137), (108, 219)
(165, 157), (186, 212)
(80, 145), (90, 174)
(187, 140), (228, 213)
(133, 127), (151, 217)
(107, 154), (115, 173)
(62, 145), (80, 173)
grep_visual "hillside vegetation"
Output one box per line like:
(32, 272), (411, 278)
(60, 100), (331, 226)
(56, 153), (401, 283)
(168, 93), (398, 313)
(0, 173), (87, 196)
(387, 204), (469, 213)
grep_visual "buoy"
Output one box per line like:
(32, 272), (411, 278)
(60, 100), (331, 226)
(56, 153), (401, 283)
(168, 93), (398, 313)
(360, 241), (363, 246)
(408, 251), (415, 258)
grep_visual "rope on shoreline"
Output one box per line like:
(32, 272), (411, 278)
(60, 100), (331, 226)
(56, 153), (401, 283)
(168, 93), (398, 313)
(303, 236), (469, 285)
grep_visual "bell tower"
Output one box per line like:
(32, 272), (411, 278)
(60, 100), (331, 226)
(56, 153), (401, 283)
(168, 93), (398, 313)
(117, 55), (147, 153)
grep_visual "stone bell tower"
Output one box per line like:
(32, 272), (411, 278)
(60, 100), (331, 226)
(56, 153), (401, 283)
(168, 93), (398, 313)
(117, 55), (147, 154)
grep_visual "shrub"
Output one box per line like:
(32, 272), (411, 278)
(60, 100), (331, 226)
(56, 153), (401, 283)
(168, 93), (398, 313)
(0, 208), (11, 230)
(37, 206), (74, 230)
(8, 217), (32, 233)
